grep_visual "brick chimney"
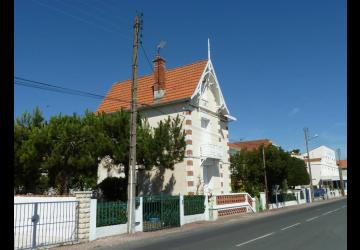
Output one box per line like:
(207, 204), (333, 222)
(153, 55), (166, 99)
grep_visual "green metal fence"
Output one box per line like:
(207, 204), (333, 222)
(143, 195), (180, 232)
(96, 198), (140, 227)
(184, 195), (205, 215)
(97, 201), (127, 227)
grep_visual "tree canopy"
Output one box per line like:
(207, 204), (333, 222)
(14, 108), (186, 195)
(230, 145), (309, 197)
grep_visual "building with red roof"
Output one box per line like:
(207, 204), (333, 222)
(97, 41), (236, 195)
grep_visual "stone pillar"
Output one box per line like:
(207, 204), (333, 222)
(74, 191), (92, 242)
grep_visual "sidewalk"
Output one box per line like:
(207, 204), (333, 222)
(53, 196), (346, 250)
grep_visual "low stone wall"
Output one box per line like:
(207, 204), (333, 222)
(89, 197), (143, 241)
(96, 224), (127, 239)
(218, 207), (247, 216)
(208, 193), (256, 220)
(184, 213), (205, 224)
(180, 195), (208, 226)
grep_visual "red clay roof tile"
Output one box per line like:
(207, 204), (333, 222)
(97, 60), (207, 113)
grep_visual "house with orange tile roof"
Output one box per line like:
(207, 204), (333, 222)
(228, 139), (273, 155)
(96, 40), (236, 195)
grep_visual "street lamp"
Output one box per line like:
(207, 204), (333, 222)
(304, 128), (318, 202)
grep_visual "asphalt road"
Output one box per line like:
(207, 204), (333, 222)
(106, 198), (347, 250)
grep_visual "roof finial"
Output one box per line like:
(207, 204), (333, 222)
(208, 38), (211, 60)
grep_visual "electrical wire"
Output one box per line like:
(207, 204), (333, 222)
(14, 76), (186, 118)
(31, 0), (131, 39)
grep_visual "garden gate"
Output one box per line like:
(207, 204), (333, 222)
(142, 195), (180, 232)
(14, 201), (79, 249)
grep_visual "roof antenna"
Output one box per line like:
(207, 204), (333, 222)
(208, 38), (211, 60)
(156, 40), (166, 55)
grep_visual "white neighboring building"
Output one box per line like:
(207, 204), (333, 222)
(96, 41), (235, 195)
(294, 145), (340, 188)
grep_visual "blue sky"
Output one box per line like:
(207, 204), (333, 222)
(14, 0), (347, 158)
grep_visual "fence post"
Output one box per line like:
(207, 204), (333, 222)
(259, 192), (266, 210)
(31, 203), (39, 248)
(135, 197), (143, 232)
(74, 191), (92, 243)
(180, 195), (185, 226)
(209, 195), (218, 221)
(89, 199), (97, 241)
(204, 194), (210, 221)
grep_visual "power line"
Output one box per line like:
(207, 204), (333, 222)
(15, 76), (130, 105)
(14, 76), (186, 118)
(53, 0), (131, 35)
(78, 0), (133, 27)
(31, 0), (131, 40)
(140, 43), (154, 73)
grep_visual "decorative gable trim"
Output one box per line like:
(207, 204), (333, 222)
(190, 59), (235, 120)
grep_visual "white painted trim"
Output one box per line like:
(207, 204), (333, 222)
(180, 195), (185, 226)
(184, 213), (205, 224)
(96, 224), (127, 239)
(89, 199), (97, 241)
(212, 203), (253, 211)
(190, 60), (232, 118)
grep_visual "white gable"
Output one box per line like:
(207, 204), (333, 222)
(191, 59), (236, 121)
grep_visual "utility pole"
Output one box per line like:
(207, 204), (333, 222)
(337, 148), (345, 196)
(262, 145), (269, 210)
(127, 14), (140, 234)
(304, 128), (314, 202)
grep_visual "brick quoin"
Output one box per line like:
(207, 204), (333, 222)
(221, 173), (223, 177)
(187, 160), (193, 166)
(185, 120), (192, 125)
(185, 110), (192, 115)
(187, 171), (194, 176)
(188, 181), (194, 186)
(188, 192), (194, 195)
(186, 140), (192, 145)
(221, 182), (224, 187)
(186, 150), (193, 156)
(186, 130), (192, 135)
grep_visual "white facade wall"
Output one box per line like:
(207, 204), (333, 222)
(97, 59), (233, 196)
(140, 103), (189, 195)
(97, 156), (125, 184)
(301, 146), (340, 186)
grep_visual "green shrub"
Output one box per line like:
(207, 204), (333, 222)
(98, 177), (127, 201)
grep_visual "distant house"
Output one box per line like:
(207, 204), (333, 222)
(96, 41), (236, 195)
(293, 145), (341, 189)
(228, 139), (273, 156)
